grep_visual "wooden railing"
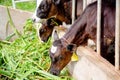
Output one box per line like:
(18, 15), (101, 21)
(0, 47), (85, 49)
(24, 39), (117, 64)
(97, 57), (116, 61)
(82, 0), (120, 70)
(12, 0), (35, 9)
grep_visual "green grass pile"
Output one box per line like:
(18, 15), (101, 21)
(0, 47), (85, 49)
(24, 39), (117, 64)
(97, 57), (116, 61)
(0, 18), (73, 80)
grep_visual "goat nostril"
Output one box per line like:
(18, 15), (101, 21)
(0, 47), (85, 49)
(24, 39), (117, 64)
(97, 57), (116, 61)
(52, 72), (58, 75)
(50, 70), (59, 76)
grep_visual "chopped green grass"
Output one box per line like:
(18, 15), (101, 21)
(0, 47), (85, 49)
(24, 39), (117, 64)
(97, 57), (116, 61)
(0, 15), (74, 80)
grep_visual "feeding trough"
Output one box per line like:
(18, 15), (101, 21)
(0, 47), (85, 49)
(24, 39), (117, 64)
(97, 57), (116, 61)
(67, 46), (120, 80)
(0, 5), (33, 40)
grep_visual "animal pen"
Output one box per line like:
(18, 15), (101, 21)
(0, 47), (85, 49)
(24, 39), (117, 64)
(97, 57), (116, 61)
(67, 0), (120, 80)
(0, 0), (120, 80)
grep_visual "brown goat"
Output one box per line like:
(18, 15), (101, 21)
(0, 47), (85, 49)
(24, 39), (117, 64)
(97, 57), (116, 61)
(37, 0), (96, 43)
(33, 0), (83, 24)
(38, 0), (83, 42)
(49, 1), (115, 75)
(39, 17), (62, 42)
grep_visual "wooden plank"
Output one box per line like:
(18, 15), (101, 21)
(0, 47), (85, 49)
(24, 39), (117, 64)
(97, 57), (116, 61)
(97, 0), (102, 55)
(67, 47), (120, 80)
(115, 0), (120, 70)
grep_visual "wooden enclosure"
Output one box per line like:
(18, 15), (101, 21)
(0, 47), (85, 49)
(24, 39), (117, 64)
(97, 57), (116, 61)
(67, 0), (120, 80)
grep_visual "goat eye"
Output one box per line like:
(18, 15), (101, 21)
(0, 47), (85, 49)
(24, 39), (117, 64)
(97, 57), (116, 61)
(52, 57), (57, 63)
(40, 29), (46, 33)
(40, 29), (44, 33)
(41, 6), (44, 10)
(44, 29), (47, 32)
(59, 55), (63, 60)
(40, 4), (44, 9)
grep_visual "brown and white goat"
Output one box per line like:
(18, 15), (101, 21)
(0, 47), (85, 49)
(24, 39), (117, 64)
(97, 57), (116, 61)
(49, 1), (115, 75)
(39, 17), (63, 42)
(32, 0), (83, 24)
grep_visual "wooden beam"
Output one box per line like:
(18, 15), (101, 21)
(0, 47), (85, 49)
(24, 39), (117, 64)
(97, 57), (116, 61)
(36, 0), (42, 7)
(115, 0), (120, 70)
(97, 0), (102, 55)
(12, 0), (16, 9)
(72, 0), (76, 24)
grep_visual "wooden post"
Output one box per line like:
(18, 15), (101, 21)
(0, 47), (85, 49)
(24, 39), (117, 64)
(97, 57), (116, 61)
(115, 0), (120, 70)
(83, 0), (87, 10)
(72, 0), (76, 24)
(97, 0), (102, 55)
(12, 0), (16, 9)
(37, 0), (42, 7)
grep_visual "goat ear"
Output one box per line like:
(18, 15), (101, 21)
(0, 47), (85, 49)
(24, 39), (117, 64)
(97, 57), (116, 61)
(52, 0), (61, 5)
(67, 44), (77, 52)
(52, 30), (59, 41)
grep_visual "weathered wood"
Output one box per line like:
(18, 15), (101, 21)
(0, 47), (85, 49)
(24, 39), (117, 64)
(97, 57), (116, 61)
(115, 0), (120, 70)
(67, 47), (120, 80)
(97, 0), (102, 55)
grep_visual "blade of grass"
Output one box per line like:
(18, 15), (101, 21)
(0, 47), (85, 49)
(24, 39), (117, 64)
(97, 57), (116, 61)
(0, 69), (12, 78)
(5, 33), (15, 41)
(0, 40), (11, 44)
(6, 7), (21, 38)
(34, 68), (60, 80)
(6, 7), (26, 45)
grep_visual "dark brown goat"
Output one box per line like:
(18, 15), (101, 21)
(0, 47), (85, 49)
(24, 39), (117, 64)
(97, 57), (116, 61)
(49, 1), (115, 75)
(38, 0), (83, 42)
(33, 0), (83, 24)
(39, 17), (62, 42)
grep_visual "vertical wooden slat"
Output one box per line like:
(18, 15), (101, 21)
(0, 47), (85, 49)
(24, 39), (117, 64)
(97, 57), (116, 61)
(115, 0), (120, 70)
(72, 0), (76, 24)
(37, 0), (40, 7)
(83, 0), (87, 10)
(97, 0), (102, 55)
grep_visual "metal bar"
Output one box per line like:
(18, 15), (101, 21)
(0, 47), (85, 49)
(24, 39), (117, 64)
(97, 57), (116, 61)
(115, 0), (120, 70)
(97, 0), (102, 55)
(72, 0), (76, 24)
